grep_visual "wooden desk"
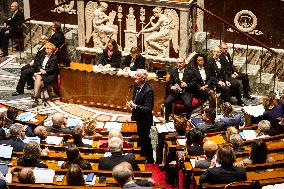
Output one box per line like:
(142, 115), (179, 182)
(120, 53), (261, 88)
(60, 62), (167, 115)
(0, 103), (47, 128)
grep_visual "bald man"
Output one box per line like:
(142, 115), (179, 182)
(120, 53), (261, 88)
(99, 130), (133, 148)
(47, 113), (71, 134)
(195, 141), (218, 168)
(164, 57), (196, 121)
(0, 2), (24, 56)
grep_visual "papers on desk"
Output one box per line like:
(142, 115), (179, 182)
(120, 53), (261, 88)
(104, 152), (112, 157)
(57, 161), (64, 167)
(177, 138), (187, 146)
(33, 168), (55, 183)
(66, 117), (83, 128)
(104, 122), (123, 131)
(16, 112), (38, 122)
(84, 173), (96, 185)
(82, 138), (93, 145)
(23, 136), (40, 144)
(155, 122), (176, 133)
(239, 130), (258, 140)
(45, 136), (63, 145)
(0, 145), (13, 159)
(190, 158), (205, 168)
(242, 104), (265, 117)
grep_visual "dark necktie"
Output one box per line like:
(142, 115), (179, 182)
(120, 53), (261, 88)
(134, 86), (141, 100)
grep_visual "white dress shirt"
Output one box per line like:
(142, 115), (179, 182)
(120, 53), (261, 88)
(178, 69), (185, 81)
(41, 55), (50, 69)
(198, 66), (206, 82)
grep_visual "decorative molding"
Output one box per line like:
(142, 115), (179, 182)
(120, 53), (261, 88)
(52, 0), (77, 14)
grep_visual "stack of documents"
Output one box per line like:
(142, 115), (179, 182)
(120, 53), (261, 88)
(33, 168), (55, 183)
(156, 122), (176, 133)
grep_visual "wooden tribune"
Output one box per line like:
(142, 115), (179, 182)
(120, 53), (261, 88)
(60, 62), (167, 115)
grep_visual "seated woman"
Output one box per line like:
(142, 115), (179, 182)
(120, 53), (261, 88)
(185, 127), (204, 156)
(98, 39), (122, 68)
(33, 42), (59, 103)
(235, 139), (275, 167)
(262, 93), (284, 135)
(61, 145), (92, 170)
(66, 164), (85, 186)
(216, 102), (244, 130)
(225, 126), (238, 142)
(17, 141), (48, 168)
(199, 145), (247, 186)
(256, 120), (271, 138)
(121, 47), (145, 70)
(192, 53), (216, 109)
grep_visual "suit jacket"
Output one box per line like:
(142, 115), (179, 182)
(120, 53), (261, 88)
(168, 67), (196, 94)
(17, 158), (48, 168)
(131, 82), (154, 130)
(0, 179), (7, 189)
(192, 64), (215, 89)
(49, 31), (65, 48)
(199, 166), (247, 185)
(46, 125), (72, 134)
(6, 10), (24, 38)
(219, 53), (236, 81)
(33, 52), (59, 85)
(122, 54), (146, 70)
(98, 152), (140, 171)
(187, 144), (204, 156)
(208, 56), (227, 83)
(0, 137), (25, 152)
(195, 158), (212, 169)
(217, 112), (244, 129)
(99, 49), (122, 68)
(65, 140), (91, 148)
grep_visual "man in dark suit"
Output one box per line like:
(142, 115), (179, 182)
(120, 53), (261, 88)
(219, 42), (254, 100)
(0, 2), (24, 56)
(0, 123), (25, 152)
(47, 113), (71, 134)
(195, 141), (218, 169)
(164, 57), (196, 121)
(209, 47), (243, 106)
(127, 70), (154, 163)
(199, 145), (247, 185)
(122, 47), (145, 70)
(98, 137), (140, 171)
(41, 21), (65, 48)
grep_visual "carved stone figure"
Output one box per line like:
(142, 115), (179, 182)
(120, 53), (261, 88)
(85, 1), (118, 49)
(124, 7), (138, 53)
(139, 7), (179, 57)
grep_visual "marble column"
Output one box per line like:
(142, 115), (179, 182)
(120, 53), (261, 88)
(23, 0), (30, 19)
(179, 10), (190, 58)
(77, 0), (85, 47)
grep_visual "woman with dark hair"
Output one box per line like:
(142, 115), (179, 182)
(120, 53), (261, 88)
(235, 139), (274, 167)
(186, 127), (204, 156)
(66, 164), (85, 186)
(199, 145), (247, 186)
(17, 141), (48, 168)
(98, 39), (122, 68)
(192, 53), (216, 109)
(61, 145), (92, 170)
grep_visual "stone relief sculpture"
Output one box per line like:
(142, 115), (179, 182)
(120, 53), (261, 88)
(138, 7), (179, 57)
(52, 0), (76, 14)
(124, 7), (138, 53)
(85, 1), (118, 49)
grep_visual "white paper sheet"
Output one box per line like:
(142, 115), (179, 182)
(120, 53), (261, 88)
(242, 105), (265, 117)
(45, 136), (63, 145)
(33, 169), (55, 183)
(0, 145), (13, 159)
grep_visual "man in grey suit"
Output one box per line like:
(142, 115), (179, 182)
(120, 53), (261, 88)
(195, 141), (218, 169)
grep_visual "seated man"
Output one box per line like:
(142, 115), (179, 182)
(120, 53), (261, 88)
(230, 134), (245, 152)
(99, 130), (133, 148)
(164, 57), (196, 121)
(195, 141), (218, 169)
(98, 137), (140, 171)
(121, 47), (145, 70)
(219, 42), (254, 101)
(217, 102), (244, 129)
(18, 168), (35, 184)
(0, 2), (24, 57)
(64, 125), (91, 147)
(112, 162), (152, 188)
(34, 126), (47, 144)
(0, 123), (25, 152)
(47, 113), (71, 134)
(41, 21), (65, 48)
(256, 120), (271, 138)
(186, 127), (204, 156)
